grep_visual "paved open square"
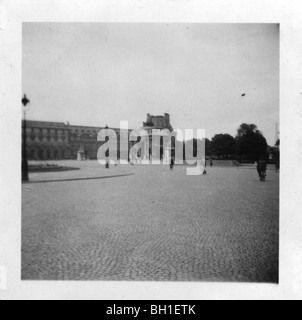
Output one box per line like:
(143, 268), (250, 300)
(22, 161), (279, 282)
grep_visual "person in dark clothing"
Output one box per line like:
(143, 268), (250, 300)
(210, 159), (213, 167)
(170, 159), (175, 170)
(275, 156), (280, 173)
(257, 160), (267, 181)
(203, 160), (207, 174)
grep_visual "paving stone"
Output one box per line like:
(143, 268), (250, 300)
(22, 163), (279, 282)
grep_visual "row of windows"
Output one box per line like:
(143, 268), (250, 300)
(74, 129), (99, 135)
(72, 130), (130, 137)
(27, 135), (67, 142)
(27, 129), (105, 136)
(27, 128), (132, 138)
(73, 130), (122, 137)
(71, 133), (129, 139)
(27, 128), (68, 135)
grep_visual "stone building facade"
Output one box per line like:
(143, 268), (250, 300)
(23, 120), (130, 161)
(141, 113), (174, 162)
(143, 113), (173, 132)
(23, 114), (174, 161)
(23, 121), (72, 161)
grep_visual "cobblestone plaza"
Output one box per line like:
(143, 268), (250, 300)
(22, 162), (279, 282)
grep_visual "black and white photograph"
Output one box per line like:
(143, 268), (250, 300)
(21, 22), (279, 282)
(1, 0), (302, 301)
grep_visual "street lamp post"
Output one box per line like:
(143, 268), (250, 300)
(22, 94), (30, 181)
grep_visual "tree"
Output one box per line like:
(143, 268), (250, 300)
(236, 123), (268, 161)
(210, 134), (237, 158)
(184, 138), (204, 158)
(205, 138), (211, 157)
(179, 138), (209, 161)
(275, 139), (280, 147)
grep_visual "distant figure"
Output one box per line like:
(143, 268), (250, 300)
(275, 156), (280, 173)
(170, 159), (175, 170)
(257, 160), (267, 181)
(210, 159), (213, 167)
(105, 160), (110, 169)
(203, 161), (207, 174)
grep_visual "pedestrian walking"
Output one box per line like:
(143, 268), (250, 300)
(203, 160), (207, 174)
(257, 160), (267, 181)
(275, 158), (280, 173)
(170, 159), (175, 170)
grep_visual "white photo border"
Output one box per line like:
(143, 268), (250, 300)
(0, 0), (302, 300)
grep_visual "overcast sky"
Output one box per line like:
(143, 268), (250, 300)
(23, 23), (279, 144)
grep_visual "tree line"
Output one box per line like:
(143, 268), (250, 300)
(184, 123), (280, 163)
